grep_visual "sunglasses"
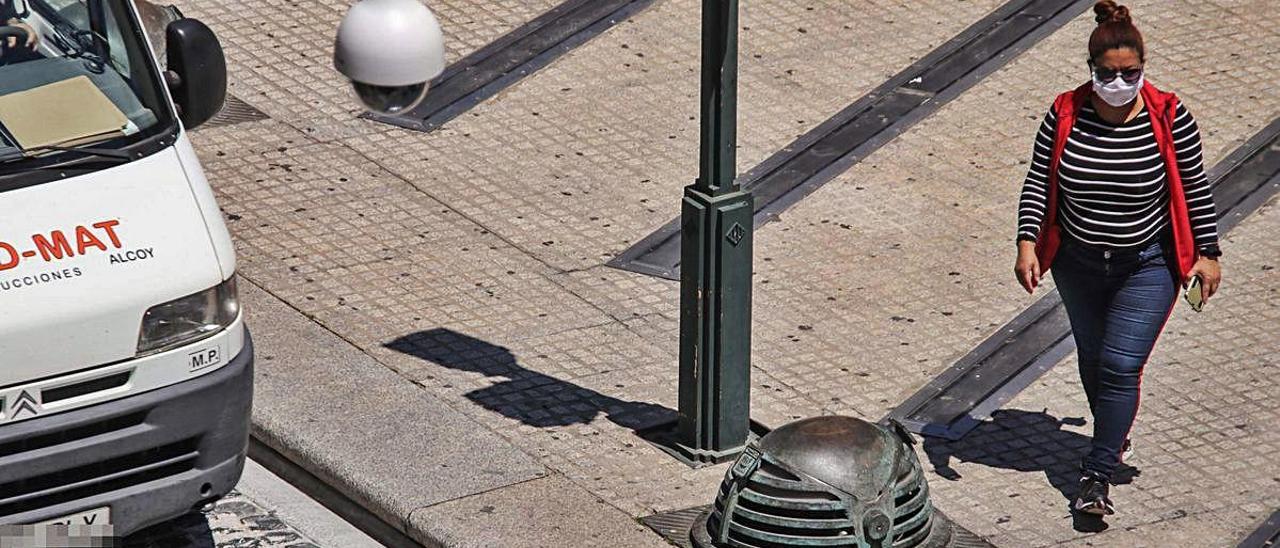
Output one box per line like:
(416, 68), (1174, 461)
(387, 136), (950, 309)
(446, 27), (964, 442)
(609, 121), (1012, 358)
(1089, 62), (1144, 84)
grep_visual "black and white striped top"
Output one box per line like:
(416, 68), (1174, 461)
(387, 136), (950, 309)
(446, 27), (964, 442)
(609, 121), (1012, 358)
(1017, 101), (1219, 252)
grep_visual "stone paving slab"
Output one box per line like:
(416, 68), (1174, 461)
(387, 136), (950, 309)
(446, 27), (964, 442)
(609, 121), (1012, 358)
(918, 196), (1280, 547)
(407, 475), (670, 548)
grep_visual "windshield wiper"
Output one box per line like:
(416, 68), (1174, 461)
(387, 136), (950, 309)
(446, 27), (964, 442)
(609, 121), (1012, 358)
(0, 143), (133, 164)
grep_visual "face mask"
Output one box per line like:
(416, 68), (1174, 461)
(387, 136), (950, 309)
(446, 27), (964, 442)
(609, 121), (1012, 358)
(1092, 72), (1143, 107)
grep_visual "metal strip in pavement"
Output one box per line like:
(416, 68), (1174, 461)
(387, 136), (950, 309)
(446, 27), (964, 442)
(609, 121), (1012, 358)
(204, 94), (270, 129)
(364, 0), (655, 133)
(608, 0), (1094, 280)
(884, 118), (1280, 440)
(1237, 509), (1280, 548)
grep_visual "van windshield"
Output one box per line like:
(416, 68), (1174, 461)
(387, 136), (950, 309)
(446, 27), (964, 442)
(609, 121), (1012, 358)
(0, 0), (172, 165)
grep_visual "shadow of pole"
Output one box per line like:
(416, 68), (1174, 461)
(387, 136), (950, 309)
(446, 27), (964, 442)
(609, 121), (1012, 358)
(385, 328), (676, 433)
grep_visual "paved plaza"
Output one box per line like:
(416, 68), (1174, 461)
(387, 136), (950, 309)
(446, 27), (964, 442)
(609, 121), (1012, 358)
(165, 0), (1280, 545)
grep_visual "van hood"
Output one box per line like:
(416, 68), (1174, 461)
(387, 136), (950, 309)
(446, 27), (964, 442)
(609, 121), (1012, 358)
(0, 148), (224, 386)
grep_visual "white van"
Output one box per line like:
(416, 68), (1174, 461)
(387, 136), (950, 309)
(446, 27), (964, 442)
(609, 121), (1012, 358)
(0, 0), (250, 536)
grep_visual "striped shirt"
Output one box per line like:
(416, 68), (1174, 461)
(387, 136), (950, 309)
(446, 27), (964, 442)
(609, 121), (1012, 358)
(1017, 101), (1219, 252)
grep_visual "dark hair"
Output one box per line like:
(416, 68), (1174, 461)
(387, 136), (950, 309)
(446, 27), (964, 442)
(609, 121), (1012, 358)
(1089, 1), (1145, 62)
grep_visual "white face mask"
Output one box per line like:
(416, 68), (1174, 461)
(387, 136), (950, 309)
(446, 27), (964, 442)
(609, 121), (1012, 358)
(1092, 72), (1143, 107)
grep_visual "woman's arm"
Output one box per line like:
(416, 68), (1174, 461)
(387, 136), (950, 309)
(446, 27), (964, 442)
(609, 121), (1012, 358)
(1017, 109), (1057, 243)
(1014, 109), (1057, 293)
(1171, 101), (1222, 299)
(1170, 101), (1219, 254)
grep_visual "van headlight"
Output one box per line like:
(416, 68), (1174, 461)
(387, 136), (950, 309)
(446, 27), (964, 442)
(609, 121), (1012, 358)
(137, 277), (240, 356)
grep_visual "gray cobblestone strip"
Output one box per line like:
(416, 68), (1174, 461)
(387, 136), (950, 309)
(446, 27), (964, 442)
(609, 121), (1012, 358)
(122, 491), (319, 548)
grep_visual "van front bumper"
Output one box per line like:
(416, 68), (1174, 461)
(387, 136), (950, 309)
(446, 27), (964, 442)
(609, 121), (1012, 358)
(0, 333), (254, 537)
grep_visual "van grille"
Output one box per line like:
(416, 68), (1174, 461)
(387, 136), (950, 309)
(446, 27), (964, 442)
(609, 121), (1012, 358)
(42, 372), (132, 404)
(0, 438), (199, 517)
(0, 411), (147, 458)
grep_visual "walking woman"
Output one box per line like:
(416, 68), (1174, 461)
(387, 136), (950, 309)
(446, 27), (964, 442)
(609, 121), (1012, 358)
(1013, 1), (1222, 516)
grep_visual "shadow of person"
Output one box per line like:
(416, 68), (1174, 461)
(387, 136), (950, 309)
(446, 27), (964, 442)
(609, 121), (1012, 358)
(920, 408), (1139, 532)
(385, 328), (675, 433)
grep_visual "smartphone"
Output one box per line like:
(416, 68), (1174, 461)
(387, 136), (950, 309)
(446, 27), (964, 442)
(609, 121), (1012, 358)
(1185, 275), (1204, 312)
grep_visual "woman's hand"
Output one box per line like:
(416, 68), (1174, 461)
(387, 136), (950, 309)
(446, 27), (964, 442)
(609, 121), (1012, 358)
(1014, 240), (1041, 294)
(1186, 257), (1221, 302)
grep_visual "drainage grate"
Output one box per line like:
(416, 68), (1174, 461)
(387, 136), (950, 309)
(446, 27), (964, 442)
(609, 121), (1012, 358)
(609, 0), (1093, 280)
(641, 505), (707, 548)
(644, 505), (993, 547)
(1238, 509), (1280, 548)
(202, 94), (270, 129)
(364, 0), (655, 133)
(884, 117), (1280, 440)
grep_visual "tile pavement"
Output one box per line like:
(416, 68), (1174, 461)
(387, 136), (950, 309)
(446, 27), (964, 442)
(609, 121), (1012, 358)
(177, 0), (1280, 545)
(171, 0), (563, 141)
(744, 0), (1280, 421)
(339, 0), (1008, 273)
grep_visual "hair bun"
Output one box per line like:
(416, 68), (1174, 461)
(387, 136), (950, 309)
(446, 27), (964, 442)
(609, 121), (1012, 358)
(1094, 1), (1131, 25)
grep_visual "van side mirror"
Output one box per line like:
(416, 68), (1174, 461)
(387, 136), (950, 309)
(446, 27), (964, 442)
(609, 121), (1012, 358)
(165, 18), (226, 130)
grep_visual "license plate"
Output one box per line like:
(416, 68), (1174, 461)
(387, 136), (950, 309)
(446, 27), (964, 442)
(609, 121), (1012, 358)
(32, 506), (111, 527)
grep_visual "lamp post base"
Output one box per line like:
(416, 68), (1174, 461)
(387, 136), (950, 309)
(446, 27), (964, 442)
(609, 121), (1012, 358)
(676, 184), (754, 462)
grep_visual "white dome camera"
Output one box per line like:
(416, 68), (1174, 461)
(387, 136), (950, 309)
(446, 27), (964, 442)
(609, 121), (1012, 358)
(333, 0), (446, 114)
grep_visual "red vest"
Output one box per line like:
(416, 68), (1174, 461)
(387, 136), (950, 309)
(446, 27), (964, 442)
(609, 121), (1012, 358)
(1034, 80), (1198, 279)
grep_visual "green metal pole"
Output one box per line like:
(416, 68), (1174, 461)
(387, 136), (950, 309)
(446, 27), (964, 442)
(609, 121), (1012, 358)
(674, 0), (753, 465)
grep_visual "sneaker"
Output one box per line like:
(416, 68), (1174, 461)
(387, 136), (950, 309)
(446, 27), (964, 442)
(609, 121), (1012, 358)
(1121, 439), (1134, 462)
(1073, 474), (1116, 516)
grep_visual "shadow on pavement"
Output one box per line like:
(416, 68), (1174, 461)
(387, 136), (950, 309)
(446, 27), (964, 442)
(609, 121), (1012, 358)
(920, 409), (1140, 532)
(386, 328), (675, 433)
(121, 512), (214, 547)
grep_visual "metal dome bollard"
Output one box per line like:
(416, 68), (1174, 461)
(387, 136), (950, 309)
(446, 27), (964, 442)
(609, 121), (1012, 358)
(691, 416), (951, 548)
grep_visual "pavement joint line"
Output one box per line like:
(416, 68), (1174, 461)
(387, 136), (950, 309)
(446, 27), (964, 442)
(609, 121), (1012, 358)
(608, 0), (1095, 280)
(405, 473), (550, 515)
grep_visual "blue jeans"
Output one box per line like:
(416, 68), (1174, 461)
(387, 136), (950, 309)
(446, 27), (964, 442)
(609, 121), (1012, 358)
(1051, 235), (1179, 481)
